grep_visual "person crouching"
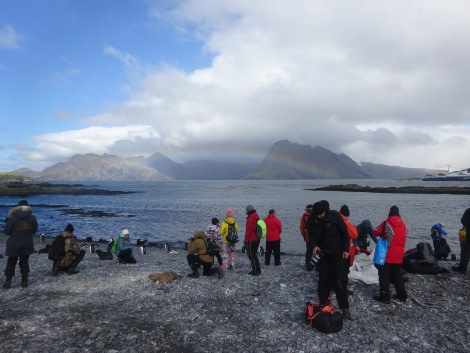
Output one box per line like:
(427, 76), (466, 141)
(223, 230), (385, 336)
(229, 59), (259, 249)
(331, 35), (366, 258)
(52, 224), (86, 276)
(186, 231), (223, 279)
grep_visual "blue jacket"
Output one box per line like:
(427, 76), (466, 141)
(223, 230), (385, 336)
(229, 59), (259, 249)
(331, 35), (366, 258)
(116, 236), (133, 256)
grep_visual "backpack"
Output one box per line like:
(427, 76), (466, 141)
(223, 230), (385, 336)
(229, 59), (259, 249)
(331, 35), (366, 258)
(433, 237), (451, 260)
(110, 237), (120, 254)
(226, 222), (239, 243)
(416, 242), (436, 264)
(256, 219), (267, 239)
(204, 237), (220, 256)
(304, 297), (343, 333)
(48, 235), (65, 261)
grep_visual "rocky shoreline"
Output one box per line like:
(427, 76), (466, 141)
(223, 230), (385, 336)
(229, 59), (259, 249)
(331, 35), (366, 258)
(311, 184), (470, 195)
(0, 233), (469, 353)
(0, 181), (137, 196)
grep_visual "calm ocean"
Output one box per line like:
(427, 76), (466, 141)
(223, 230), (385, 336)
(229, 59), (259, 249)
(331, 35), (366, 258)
(1, 179), (468, 255)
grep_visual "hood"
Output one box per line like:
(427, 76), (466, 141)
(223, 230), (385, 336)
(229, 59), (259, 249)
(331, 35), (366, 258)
(8, 205), (33, 218)
(194, 231), (206, 239)
(225, 217), (236, 224)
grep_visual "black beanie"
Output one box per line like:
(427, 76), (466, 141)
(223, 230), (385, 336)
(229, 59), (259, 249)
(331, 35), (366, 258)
(389, 206), (399, 217)
(65, 224), (74, 232)
(312, 201), (326, 216)
(340, 205), (350, 217)
(211, 218), (219, 225)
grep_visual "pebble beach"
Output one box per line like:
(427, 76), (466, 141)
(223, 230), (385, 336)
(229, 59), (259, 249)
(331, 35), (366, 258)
(0, 233), (469, 353)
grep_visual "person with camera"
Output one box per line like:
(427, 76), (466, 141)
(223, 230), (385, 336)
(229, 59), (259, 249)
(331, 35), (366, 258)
(308, 200), (353, 321)
(186, 230), (223, 279)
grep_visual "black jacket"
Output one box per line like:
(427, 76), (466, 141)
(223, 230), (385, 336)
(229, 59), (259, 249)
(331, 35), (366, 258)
(307, 210), (349, 255)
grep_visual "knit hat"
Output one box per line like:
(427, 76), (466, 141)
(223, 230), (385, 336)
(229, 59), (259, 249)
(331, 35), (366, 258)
(388, 206), (400, 217)
(211, 217), (219, 225)
(305, 204), (313, 211)
(226, 208), (234, 217)
(340, 205), (350, 217)
(121, 228), (130, 237)
(312, 201), (326, 216)
(246, 204), (255, 214)
(65, 224), (74, 232)
(18, 200), (28, 206)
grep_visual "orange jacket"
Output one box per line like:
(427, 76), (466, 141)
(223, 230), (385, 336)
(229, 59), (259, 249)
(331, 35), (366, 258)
(340, 214), (358, 241)
(299, 211), (311, 242)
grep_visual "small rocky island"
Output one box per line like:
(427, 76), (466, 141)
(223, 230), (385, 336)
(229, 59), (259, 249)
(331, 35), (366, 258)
(311, 184), (470, 195)
(0, 181), (137, 196)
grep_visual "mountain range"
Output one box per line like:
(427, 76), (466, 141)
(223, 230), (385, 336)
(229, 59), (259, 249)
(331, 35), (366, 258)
(12, 140), (437, 181)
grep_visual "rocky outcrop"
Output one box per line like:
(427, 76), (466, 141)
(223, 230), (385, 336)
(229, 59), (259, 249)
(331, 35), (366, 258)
(0, 181), (136, 196)
(311, 184), (470, 195)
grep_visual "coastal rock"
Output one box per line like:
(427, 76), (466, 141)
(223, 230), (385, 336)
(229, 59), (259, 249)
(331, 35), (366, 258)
(0, 181), (137, 196)
(0, 235), (469, 353)
(311, 184), (470, 195)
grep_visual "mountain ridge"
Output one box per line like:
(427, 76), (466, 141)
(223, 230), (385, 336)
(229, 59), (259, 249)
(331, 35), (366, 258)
(11, 140), (439, 181)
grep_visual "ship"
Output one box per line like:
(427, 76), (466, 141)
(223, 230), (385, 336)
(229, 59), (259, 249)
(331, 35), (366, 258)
(422, 168), (470, 181)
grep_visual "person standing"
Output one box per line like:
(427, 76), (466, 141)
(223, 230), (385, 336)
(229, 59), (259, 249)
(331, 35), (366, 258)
(3, 200), (38, 289)
(205, 218), (223, 267)
(264, 209), (283, 266)
(453, 208), (470, 273)
(309, 200), (353, 320)
(219, 209), (239, 270)
(300, 204), (314, 269)
(372, 205), (408, 304)
(244, 204), (261, 276)
(51, 224), (86, 276)
(339, 205), (358, 267)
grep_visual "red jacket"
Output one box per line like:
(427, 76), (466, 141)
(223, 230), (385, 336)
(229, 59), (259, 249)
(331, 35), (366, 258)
(264, 214), (282, 241)
(373, 215), (407, 264)
(244, 211), (260, 243)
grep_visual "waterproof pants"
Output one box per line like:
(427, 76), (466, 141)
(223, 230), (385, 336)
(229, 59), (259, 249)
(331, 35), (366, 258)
(246, 240), (261, 274)
(187, 254), (213, 276)
(317, 253), (349, 309)
(4, 255), (29, 278)
(265, 239), (281, 265)
(377, 263), (407, 300)
(458, 237), (470, 271)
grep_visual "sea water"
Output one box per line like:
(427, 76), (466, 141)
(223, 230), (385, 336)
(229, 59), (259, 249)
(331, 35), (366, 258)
(0, 179), (468, 255)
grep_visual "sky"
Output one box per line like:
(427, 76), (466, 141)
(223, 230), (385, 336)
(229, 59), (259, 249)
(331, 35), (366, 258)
(1, 0), (470, 172)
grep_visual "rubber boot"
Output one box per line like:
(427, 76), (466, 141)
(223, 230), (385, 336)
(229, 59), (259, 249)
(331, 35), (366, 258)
(342, 308), (353, 321)
(21, 274), (28, 288)
(51, 262), (59, 276)
(187, 266), (199, 278)
(3, 277), (12, 289)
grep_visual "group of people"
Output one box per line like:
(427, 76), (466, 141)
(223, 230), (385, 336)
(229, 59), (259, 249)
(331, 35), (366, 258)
(186, 205), (283, 278)
(2, 200), (139, 289)
(3, 198), (470, 307)
(299, 200), (470, 320)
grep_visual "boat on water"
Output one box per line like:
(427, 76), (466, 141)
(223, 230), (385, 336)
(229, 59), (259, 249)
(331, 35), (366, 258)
(423, 168), (470, 181)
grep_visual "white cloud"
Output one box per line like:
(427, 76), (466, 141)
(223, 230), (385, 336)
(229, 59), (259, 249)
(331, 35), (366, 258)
(9, 1), (470, 171)
(0, 24), (23, 49)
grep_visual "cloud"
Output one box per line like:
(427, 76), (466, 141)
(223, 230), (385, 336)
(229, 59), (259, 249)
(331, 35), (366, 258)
(8, 1), (470, 171)
(0, 24), (23, 49)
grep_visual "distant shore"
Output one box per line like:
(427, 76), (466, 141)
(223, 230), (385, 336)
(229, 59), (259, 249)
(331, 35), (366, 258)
(0, 181), (137, 196)
(310, 183), (470, 195)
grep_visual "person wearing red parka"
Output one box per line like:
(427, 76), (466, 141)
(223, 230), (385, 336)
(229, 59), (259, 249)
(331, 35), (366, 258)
(372, 205), (408, 304)
(264, 209), (283, 266)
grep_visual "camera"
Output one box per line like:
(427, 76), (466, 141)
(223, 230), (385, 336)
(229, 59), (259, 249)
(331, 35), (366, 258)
(310, 250), (323, 266)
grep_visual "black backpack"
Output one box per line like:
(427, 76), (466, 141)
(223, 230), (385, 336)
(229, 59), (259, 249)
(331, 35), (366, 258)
(204, 237), (220, 256)
(48, 235), (65, 261)
(226, 222), (239, 244)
